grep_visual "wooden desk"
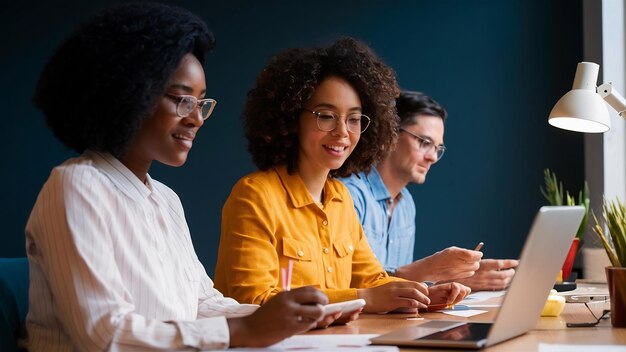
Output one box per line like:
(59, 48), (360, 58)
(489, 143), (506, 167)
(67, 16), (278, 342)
(305, 298), (625, 351)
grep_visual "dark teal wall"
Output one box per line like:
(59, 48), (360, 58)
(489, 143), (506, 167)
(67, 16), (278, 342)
(1, 0), (584, 275)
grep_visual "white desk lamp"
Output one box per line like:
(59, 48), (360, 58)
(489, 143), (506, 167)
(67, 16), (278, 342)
(548, 61), (626, 133)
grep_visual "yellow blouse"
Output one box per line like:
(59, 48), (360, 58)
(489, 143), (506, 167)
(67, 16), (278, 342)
(214, 166), (399, 304)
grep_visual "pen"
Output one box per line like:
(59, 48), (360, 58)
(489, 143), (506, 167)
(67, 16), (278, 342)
(474, 242), (484, 251)
(282, 259), (294, 291)
(287, 259), (293, 291)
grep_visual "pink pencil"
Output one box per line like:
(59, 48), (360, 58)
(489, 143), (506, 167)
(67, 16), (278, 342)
(286, 259), (294, 291)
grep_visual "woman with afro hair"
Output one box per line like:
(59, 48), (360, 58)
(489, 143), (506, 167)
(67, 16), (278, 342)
(23, 3), (331, 351)
(215, 38), (469, 318)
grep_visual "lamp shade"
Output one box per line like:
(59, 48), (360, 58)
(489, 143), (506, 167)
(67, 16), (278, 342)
(548, 90), (611, 133)
(548, 62), (611, 133)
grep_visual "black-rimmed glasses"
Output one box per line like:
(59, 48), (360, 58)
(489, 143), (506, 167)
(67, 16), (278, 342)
(165, 93), (217, 120)
(566, 303), (611, 328)
(302, 108), (371, 134)
(399, 127), (446, 161)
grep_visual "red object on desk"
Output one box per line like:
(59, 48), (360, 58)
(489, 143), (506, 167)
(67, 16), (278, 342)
(561, 238), (579, 281)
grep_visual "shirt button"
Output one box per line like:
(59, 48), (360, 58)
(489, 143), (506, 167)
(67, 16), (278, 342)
(298, 250), (304, 257)
(322, 220), (328, 226)
(323, 247), (330, 254)
(327, 267), (333, 273)
(390, 239), (394, 244)
(348, 245), (354, 252)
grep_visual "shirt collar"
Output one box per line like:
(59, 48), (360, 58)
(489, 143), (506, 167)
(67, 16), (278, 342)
(274, 165), (344, 208)
(365, 166), (394, 202)
(86, 150), (152, 200)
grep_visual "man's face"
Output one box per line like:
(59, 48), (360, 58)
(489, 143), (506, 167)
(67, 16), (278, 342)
(388, 114), (445, 185)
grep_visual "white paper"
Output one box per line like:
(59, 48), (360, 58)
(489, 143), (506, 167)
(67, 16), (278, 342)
(440, 309), (488, 317)
(464, 304), (501, 308)
(459, 290), (506, 304)
(538, 343), (626, 352)
(228, 334), (399, 351)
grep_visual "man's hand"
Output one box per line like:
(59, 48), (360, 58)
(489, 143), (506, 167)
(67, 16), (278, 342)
(357, 281), (430, 313)
(455, 259), (518, 291)
(227, 286), (327, 347)
(395, 246), (483, 282)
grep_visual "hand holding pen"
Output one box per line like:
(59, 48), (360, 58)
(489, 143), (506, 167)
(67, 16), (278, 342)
(454, 242), (520, 291)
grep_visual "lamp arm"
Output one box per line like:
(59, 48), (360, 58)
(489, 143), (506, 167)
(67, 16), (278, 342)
(597, 83), (626, 117)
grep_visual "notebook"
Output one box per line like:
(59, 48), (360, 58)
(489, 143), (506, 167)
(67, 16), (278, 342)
(370, 205), (585, 349)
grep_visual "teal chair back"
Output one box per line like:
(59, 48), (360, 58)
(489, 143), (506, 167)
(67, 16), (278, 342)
(0, 258), (29, 352)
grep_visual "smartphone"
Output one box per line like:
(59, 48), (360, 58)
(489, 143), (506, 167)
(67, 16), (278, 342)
(322, 298), (366, 315)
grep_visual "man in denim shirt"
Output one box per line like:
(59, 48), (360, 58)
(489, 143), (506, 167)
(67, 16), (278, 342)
(341, 91), (518, 291)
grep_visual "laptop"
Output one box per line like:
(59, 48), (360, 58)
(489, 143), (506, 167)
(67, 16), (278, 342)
(370, 205), (585, 349)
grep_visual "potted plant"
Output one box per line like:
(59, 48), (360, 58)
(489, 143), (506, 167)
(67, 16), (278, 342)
(540, 169), (590, 281)
(592, 198), (626, 327)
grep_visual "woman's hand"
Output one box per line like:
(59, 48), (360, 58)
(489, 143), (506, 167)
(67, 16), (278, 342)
(427, 282), (471, 306)
(357, 281), (430, 313)
(227, 286), (327, 347)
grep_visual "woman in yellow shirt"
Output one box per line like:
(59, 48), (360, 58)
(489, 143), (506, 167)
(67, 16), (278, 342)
(215, 38), (469, 316)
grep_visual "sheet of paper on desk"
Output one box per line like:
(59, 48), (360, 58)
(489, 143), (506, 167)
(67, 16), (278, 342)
(440, 309), (488, 317)
(459, 290), (506, 304)
(539, 343), (626, 352)
(228, 334), (399, 351)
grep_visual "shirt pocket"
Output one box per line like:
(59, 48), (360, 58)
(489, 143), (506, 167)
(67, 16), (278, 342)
(282, 237), (318, 287)
(331, 237), (355, 288)
(332, 238), (355, 258)
(283, 237), (314, 261)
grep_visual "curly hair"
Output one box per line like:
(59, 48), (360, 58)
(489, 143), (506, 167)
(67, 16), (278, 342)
(396, 90), (448, 126)
(33, 2), (215, 158)
(244, 37), (399, 178)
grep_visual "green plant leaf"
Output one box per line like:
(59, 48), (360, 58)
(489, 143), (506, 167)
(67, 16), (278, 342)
(541, 169), (564, 206)
(541, 169), (590, 240)
(592, 210), (620, 267)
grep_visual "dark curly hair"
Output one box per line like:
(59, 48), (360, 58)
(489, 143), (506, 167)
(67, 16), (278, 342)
(396, 90), (447, 126)
(33, 2), (215, 158)
(244, 37), (399, 178)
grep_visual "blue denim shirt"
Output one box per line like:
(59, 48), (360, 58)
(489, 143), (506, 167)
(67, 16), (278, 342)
(340, 167), (415, 273)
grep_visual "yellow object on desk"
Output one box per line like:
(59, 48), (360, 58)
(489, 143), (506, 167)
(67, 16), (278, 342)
(541, 289), (566, 316)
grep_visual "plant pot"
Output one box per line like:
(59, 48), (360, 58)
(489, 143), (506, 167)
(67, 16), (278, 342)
(562, 238), (579, 281)
(605, 266), (626, 327)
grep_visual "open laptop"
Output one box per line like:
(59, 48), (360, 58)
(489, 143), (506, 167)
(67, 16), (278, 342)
(370, 205), (585, 349)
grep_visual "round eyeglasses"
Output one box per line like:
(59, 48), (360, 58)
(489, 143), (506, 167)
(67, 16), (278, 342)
(165, 93), (217, 120)
(302, 108), (371, 134)
(399, 127), (446, 161)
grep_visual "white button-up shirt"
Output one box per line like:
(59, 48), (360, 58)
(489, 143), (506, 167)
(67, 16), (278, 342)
(23, 151), (257, 351)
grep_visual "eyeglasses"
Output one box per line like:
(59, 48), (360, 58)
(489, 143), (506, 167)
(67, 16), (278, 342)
(302, 108), (371, 134)
(399, 127), (446, 161)
(566, 303), (610, 328)
(164, 93), (217, 120)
